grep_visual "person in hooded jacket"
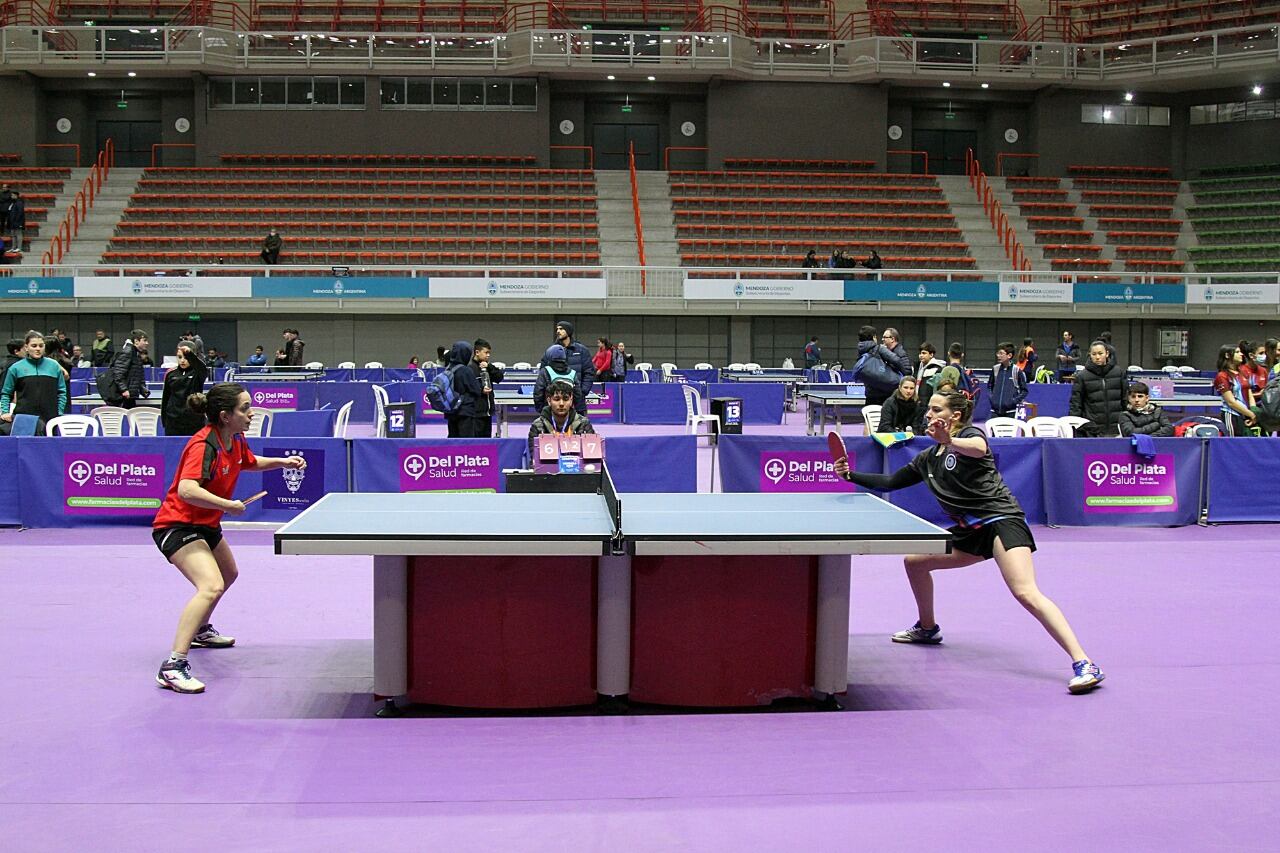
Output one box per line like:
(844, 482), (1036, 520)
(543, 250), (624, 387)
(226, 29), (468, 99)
(1069, 341), (1127, 436)
(534, 344), (578, 411)
(457, 338), (504, 438)
(108, 330), (150, 409)
(1117, 382), (1173, 437)
(162, 344), (209, 436)
(539, 320), (594, 411)
(444, 340), (484, 438)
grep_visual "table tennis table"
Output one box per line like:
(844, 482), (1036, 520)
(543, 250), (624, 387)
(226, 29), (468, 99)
(492, 389), (603, 437)
(275, 480), (949, 713)
(720, 369), (808, 411)
(1154, 395), (1224, 416)
(800, 388), (869, 435)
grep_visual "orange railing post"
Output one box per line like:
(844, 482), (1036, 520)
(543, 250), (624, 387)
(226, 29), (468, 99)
(886, 149), (930, 175)
(966, 147), (1032, 277)
(996, 152), (1040, 177)
(629, 141), (647, 295)
(40, 137), (113, 269)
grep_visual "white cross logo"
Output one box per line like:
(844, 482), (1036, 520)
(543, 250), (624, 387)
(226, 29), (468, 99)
(764, 458), (786, 484)
(403, 454), (427, 481)
(68, 460), (92, 486)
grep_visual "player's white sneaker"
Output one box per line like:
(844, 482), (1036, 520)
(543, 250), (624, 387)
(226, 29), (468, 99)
(156, 658), (205, 694)
(891, 621), (943, 644)
(191, 624), (235, 648)
(1069, 659), (1106, 694)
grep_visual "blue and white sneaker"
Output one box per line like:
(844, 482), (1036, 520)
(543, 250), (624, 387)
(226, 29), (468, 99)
(891, 621), (943, 644)
(156, 658), (205, 694)
(1069, 659), (1105, 694)
(191, 623), (235, 648)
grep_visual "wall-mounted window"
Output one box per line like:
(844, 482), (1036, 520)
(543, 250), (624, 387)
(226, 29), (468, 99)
(379, 77), (537, 111)
(1191, 99), (1278, 125)
(208, 76), (365, 109)
(1081, 104), (1170, 126)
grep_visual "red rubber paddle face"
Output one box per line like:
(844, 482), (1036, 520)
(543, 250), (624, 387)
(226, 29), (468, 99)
(827, 431), (847, 463)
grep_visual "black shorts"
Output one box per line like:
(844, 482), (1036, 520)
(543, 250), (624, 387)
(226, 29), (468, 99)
(153, 525), (223, 562)
(949, 517), (1036, 561)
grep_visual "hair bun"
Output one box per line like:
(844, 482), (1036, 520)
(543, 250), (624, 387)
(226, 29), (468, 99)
(187, 392), (208, 413)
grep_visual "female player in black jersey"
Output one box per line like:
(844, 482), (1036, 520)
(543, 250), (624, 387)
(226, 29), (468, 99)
(835, 389), (1105, 694)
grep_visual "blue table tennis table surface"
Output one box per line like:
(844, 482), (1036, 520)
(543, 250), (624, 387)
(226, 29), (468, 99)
(275, 491), (951, 556)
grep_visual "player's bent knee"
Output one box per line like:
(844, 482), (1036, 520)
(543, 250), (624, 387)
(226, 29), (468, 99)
(197, 584), (225, 602)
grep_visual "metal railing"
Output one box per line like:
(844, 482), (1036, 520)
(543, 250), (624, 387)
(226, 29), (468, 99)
(1, 20), (1276, 80)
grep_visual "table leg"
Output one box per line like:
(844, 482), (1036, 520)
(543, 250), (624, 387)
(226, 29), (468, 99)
(596, 555), (632, 699)
(372, 555), (408, 701)
(813, 554), (851, 697)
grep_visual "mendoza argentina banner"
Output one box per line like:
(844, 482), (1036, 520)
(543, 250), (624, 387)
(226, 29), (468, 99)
(250, 277), (425, 299)
(0, 277), (74, 299)
(74, 277), (253, 298)
(844, 280), (1000, 302)
(429, 277), (606, 299)
(682, 278), (845, 300)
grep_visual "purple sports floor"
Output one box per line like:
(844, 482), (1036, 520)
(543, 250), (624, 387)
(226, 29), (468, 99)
(2, 521), (1277, 851)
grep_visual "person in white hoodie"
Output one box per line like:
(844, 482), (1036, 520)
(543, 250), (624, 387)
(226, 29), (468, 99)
(915, 341), (946, 385)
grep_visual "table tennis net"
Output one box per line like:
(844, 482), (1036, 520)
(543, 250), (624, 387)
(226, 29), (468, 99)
(600, 461), (622, 534)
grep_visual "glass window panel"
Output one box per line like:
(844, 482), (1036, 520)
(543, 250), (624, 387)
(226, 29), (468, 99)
(1150, 105), (1170, 126)
(233, 78), (259, 105)
(1101, 106), (1119, 123)
(340, 77), (364, 106)
(1081, 104), (1104, 123)
(434, 78), (459, 106)
(210, 78), (234, 107)
(459, 80), (484, 107)
(512, 79), (536, 107)
(287, 78), (311, 105)
(485, 80), (510, 106)
(260, 77), (286, 105)
(1246, 100), (1274, 120)
(407, 78), (433, 105)
(1125, 105), (1147, 125)
(381, 77), (405, 105)
(312, 77), (340, 105)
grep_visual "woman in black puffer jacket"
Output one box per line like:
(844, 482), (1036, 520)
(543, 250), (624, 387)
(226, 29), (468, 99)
(1069, 341), (1127, 436)
(161, 344), (208, 436)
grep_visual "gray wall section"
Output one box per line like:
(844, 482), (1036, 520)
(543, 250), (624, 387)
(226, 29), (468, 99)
(1029, 89), (1176, 176)
(706, 81), (887, 168)
(0, 75), (43, 162)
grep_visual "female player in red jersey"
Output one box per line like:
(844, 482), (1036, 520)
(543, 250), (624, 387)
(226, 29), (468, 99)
(152, 383), (306, 694)
(835, 389), (1105, 694)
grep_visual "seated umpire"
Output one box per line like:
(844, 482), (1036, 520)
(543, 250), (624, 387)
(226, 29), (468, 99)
(528, 378), (595, 460)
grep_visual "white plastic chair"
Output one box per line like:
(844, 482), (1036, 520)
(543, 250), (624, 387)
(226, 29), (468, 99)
(743, 362), (761, 372)
(1025, 416), (1065, 437)
(46, 415), (99, 437)
(1176, 365), (1196, 372)
(635, 362), (653, 372)
(983, 417), (1027, 438)
(681, 384), (719, 439)
(246, 408), (272, 437)
(333, 400), (353, 438)
(512, 361), (532, 370)
(781, 357), (795, 369)
(1126, 364), (1144, 373)
(364, 361), (383, 369)
(490, 361), (506, 370)
(661, 363), (678, 382)
(338, 361), (356, 369)
(90, 406), (131, 437)
(1161, 365), (1181, 374)
(828, 369), (842, 383)
(305, 361), (324, 370)
(372, 384), (390, 437)
(726, 362), (745, 371)
(1059, 416), (1091, 436)
(126, 408), (161, 437)
(694, 362), (714, 370)
(861, 404), (883, 433)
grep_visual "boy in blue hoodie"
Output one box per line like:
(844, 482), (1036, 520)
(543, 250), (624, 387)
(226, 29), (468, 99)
(533, 344), (579, 411)
(0, 330), (67, 434)
(988, 341), (1028, 419)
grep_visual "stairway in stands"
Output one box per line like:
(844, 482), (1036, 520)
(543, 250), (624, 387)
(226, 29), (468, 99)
(45, 168), (144, 270)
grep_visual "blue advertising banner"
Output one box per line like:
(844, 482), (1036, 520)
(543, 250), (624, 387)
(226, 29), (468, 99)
(844, 280), (1000, 303)
(1073, 282), (1185, 305)
(600, 436), (698, 492)
(1206, 439), (1280, 523)
(251, 276), (426, 299)
(241, 438), (348, 522)
(882, 436), (1046, 527)
(703, 383), (786, 425)
(0, 440), (19, 525)
(269, 409), (338, 437)
(718, 435), (882, 493)
(1, 277), (74, 299)
(1042, 438), (1202, 526)
(621, 382), (699, 425)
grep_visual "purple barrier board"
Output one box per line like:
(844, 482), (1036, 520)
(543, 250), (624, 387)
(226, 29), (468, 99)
(1042, 437), (1203, 527)
(718, 435), (883, 493)
(1206, 439), (1280, 523)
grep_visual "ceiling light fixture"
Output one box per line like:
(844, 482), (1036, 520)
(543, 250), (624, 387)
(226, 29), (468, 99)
(942, 81), (951, 88)
(1252, 84), (1264, 96)
(1124, 91), (1134, 101)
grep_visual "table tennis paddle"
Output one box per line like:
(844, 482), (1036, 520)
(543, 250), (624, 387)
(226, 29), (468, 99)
(242, 490), (268, 506)
(827, 431), (847, 464)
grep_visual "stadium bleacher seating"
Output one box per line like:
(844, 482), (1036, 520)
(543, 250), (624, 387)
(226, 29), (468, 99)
(672, 162), (976, 276)
(1070, 165), (1185, 276)
(867, 0), (1024, 37)
(0, 166), (63, 251)
(104, 158), (600, 270)
(1187, 164), (1280, 273)
(1059, 0), (1280, 43)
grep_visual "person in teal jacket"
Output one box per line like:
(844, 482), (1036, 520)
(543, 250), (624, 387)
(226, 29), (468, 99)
(0, 331), (67, 430)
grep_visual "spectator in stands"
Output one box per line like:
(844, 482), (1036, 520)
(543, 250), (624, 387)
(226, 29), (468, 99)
(0, 184), (10, 233)
(245, 346), (267, 367)
(260, 229), (282, 265)
(804, 336), (821, 368)
(72, 345), (89, 368)
(1055, 331), (1081, 381)
(206, 349), (226, 369)
(862, 249), (883, 270)
(91, 330), (114, 367)
(1016, 338), (1038, 382)
(540, 320), (594, 412)
(108, 330), (150, 409)
(459, 338), (504, 438)
(527, 378), (595, 462)
(615, 342), (635, 373)
(879, 376), (920, 433)
(281, 328), (305, 366)
(592, 338), (615, 382)
(801, 249), (820, 269)
(161, 345), (208, 437)
(916, 342), (946, 385)
(407, 356), (420, 369)
(988, 342), (1028, 419)
(0, 331), (67, 435)
(534, 344), (577, 412)
(0, 338), (23, 392)
(7, 190), (23, 252)
(1238, 339), (1267, 407)
(1069, 341), (1126, 437)
(1214, 344), (1256, 437)
(1118, 382), (1173, 438)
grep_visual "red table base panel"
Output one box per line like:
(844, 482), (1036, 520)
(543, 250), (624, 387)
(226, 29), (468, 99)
(407, 556), (598, 708)
(629, 555), (818, 707)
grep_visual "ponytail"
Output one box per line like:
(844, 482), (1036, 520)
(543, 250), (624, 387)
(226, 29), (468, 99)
(188, 382), (246, 425)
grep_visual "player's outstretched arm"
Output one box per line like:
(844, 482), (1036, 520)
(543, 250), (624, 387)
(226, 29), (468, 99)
(251, 455), (307, 472)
